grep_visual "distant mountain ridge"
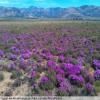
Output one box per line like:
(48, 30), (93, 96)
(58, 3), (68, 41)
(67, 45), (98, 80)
(0, 5), (100, 20)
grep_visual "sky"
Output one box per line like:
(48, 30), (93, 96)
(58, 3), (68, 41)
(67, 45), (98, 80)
(0, 0), (100, 8)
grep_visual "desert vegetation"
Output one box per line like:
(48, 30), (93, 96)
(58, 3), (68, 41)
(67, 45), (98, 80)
(0, 20), (100, 96)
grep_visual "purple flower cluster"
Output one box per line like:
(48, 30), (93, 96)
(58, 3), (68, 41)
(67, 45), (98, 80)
(85, 83), (95, 93)
(29, 70), (37, 79)
(7, 63), (16, 70)
(69, 75), (84, 87)
(94, 70), (100, 80)
(58, 55), (65, 62)
(21, 50), (32, 59)
(56, 74), (65, 83)
(47, 60), (57, 70)
(39, 75), (55, 90)
(93, 59), (100, 80)
(93, 59), (100, 70)
(0, 50), (4, 58)
(18, 57), (28, 69)
(0, 32), (99, 96)
(60, 63), (82, 77)
(41, 49), (53, 60)
(59, 80), (72, 93)
(8, 54), (17, 61)
(10, 46), (20, 54)
(40, 76), (49, 83)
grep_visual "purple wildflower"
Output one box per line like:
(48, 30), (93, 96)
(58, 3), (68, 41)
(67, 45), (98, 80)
(94, 70), (100, 80)
(77, 57), (84, 65)
(19, 57), (27, 69)
(40, 52), (52, 60)
(7, 63), (16, 70)
(69, 75), (84, 87)
(29, 70), (36, 79)
(93, 59), (100, 70)
(10, 46), (20, 54)
(58, 55), (65, 62)
(0, 50), (4, 57)
(21, 53), (31, 59)
(58, 79), (72, 96)
(85, 83), (94, 93)
(47, 60), (56, 70)
(8, 54), (17, 61)
(40, 76), (49, 83)
(21, 50), (32, 59)
(39, 75), (54, 90)
(62, 63), (81, 75)
(56, 66), (65, 75)
(62, 63), (73, 71)
(56, 74), (65, 83)
(68, 65), (81, 75)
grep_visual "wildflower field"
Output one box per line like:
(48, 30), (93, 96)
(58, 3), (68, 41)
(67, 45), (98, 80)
(0, 20), (100, 96)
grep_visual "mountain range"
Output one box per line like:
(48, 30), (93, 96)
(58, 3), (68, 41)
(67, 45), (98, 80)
(0, 5), (100, 20)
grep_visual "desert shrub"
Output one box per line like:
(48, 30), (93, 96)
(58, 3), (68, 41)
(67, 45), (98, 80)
(46, 70), (57, 85)
(0, 72), (4, 81)
(28, 78), (36, 86)
(4, 89), (13, 96)
(93, 52), (100, 60)
(56, 89), (69, 96)
(12, 79), (22, 87)
(10, 70), (23, 79)
(31, 84), (40, 95)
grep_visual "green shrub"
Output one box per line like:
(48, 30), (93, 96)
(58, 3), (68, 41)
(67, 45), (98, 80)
(56, 89), (69, 96)
(10, 70), (23, 79)
(39, 81), (54, 90)
(0, 72), (4, 81)
(95, 81), (100, 87)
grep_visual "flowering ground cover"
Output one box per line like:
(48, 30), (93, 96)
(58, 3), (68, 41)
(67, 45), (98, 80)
(0, 20), (100, 96)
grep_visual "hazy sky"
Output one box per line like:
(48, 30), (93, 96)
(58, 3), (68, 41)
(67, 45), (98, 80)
(0, 0), (100, 8)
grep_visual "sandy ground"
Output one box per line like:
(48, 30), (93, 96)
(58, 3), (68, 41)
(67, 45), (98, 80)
(13, 84), (30, 96)
(0, 71), (30, 96)
(0, 71), (13, 95)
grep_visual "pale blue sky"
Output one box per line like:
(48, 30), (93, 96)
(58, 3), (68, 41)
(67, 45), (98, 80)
(0, 0), (100, 8)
